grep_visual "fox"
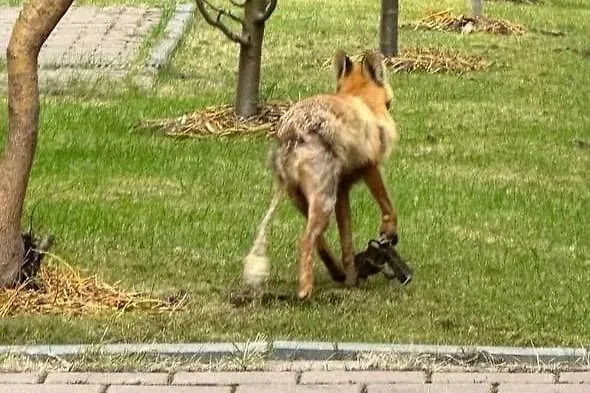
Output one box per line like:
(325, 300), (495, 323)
(242, 50), (400, 300)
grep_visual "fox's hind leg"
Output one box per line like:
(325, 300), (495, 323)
(335, 184), (358, 287)
(298, 194), (334, 299)
(297, 168), (338, 299)
(316, 238), (346, 283)
(289, 189), (346, 283)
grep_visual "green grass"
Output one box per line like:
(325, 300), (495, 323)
(0, 0), (589, 347)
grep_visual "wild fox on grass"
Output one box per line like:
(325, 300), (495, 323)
(243, 50), (400, 299)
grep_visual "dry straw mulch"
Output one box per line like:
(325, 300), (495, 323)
(489, 0), (539, 3)
(140, 47), (491, 139)
(335, 47), (493, 74)
(139, 101), (291, 139)
(405, 9), (526, 35)
(0, 253), (186, 317)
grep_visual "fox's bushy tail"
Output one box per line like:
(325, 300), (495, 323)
(242, 186), (284, 288)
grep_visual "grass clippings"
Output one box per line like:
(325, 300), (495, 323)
(0, 253), (186, 317)
(139, 101), (292, 139)
(405, 9), (526, 35)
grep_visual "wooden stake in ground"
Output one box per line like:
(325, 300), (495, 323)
(0, 0), (73, 288)
(380, 0), (399, 57)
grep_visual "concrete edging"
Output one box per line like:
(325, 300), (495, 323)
(145, 2), (195, 71)
(0, 341), (587, 363)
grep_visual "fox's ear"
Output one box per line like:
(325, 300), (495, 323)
(334, 50), (353, 79)
(362, 50), (385, 85)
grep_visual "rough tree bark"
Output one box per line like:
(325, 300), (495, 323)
(235, 0), (268, 117)
(195, 0), (277, 117)
(380, 0), (399, 58)
(0, 0), (73, 288)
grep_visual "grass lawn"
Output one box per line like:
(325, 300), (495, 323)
(0, 0), (588, 347)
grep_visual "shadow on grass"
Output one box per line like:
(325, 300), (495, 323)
(229, 286), (357, 308)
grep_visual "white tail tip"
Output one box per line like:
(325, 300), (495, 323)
(242, 252), (270, 288)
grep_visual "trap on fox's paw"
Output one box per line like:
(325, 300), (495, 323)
(354, 238), (413, 285)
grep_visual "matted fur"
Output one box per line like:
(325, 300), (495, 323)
(242, 50), (400, 299)
(273, 94), (398, 185)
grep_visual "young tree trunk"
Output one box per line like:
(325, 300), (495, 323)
(0, 0), (73, 288)
(235, 0), (268, 117)
(471, 0), (484, 17)
(379, 0), (399, 58)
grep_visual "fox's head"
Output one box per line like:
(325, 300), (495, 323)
(333, 50), (393, 115)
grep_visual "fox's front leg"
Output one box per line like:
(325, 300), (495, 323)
(363, 165), (398, 244)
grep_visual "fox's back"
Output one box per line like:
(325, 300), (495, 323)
(275, 93), (398, 171)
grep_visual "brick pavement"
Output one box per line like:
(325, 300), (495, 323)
(0, 5), (182, 90)
(0, 6), (161, 68)
(0, 369), (589, 393)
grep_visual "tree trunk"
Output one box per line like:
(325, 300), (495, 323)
(471, 0), (483, 18)
(379, 0), (399, 58)
(235, 0), (268, 117)
(0, 0), (73, 288)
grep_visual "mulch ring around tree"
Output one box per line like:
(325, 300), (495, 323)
(139, 46), (493, 140)
(404, 9), (526, 35)
(138, 101), (291, 139)
(0, 234), (186, 317)
(488, 0), (540, 4)
(325, 47), (493, 74)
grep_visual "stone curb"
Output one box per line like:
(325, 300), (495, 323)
(146, 2), (195, 71)
(0, 341), (587, 363)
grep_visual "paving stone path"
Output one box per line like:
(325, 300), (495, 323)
(0, 6), (161, 68)
(0, 367), (589, 392)
(0, 4), (195, 89)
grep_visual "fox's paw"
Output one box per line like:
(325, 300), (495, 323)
(379, 219), (399, 245)
(344, 269), (359, 287)
(298, 286), (313, 300)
